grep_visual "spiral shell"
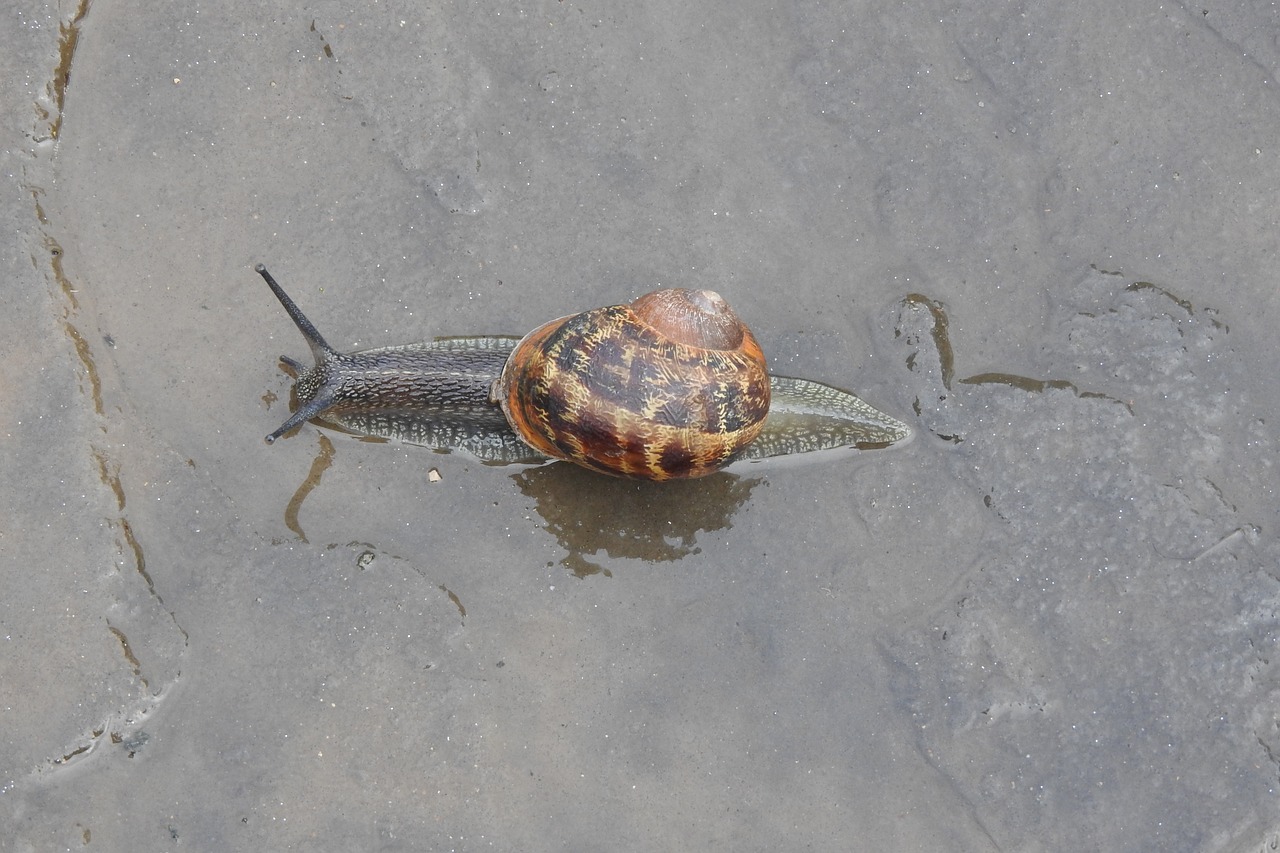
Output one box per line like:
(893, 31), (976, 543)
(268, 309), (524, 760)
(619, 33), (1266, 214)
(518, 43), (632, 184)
(494, 289), (771, 480)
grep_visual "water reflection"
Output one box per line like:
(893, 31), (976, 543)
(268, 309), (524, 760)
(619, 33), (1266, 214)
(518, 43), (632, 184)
(512, 463), (762, 578)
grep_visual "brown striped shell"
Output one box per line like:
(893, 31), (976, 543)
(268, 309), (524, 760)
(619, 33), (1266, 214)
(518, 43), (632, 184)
(493, 289), (771, 480)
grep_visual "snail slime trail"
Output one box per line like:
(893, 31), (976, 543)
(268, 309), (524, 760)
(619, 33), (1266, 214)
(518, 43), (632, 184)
(258, 264), (910, 478)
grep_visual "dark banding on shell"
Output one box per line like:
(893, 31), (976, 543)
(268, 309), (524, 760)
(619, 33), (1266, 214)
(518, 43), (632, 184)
(496, 290), (771, 480)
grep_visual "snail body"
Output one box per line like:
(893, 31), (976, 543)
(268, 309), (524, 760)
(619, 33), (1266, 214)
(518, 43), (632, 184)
(258, 264), (909, 478)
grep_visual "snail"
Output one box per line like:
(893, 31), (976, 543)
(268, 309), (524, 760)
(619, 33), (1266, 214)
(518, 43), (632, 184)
(258, 264), (910, 479)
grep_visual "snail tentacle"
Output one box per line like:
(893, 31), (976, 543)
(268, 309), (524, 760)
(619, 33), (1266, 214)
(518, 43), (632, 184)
(256, 264), (336, 362)
(265, 393), (337, 444)
(258, 264), (350, 444)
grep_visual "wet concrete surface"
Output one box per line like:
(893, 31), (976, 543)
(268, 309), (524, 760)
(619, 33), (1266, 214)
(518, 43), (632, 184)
(3, 2), (1278, 851)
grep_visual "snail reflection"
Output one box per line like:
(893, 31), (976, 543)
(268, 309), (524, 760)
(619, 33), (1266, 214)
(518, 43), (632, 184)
(257, 263), (910, 478)
(513, 464), (763, 578)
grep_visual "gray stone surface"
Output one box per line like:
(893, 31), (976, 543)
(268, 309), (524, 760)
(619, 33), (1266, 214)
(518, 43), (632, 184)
(2, 2), (1277, 851)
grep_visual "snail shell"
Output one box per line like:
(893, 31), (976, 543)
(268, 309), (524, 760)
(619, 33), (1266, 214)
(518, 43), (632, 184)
(494, 289), (771, 480)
